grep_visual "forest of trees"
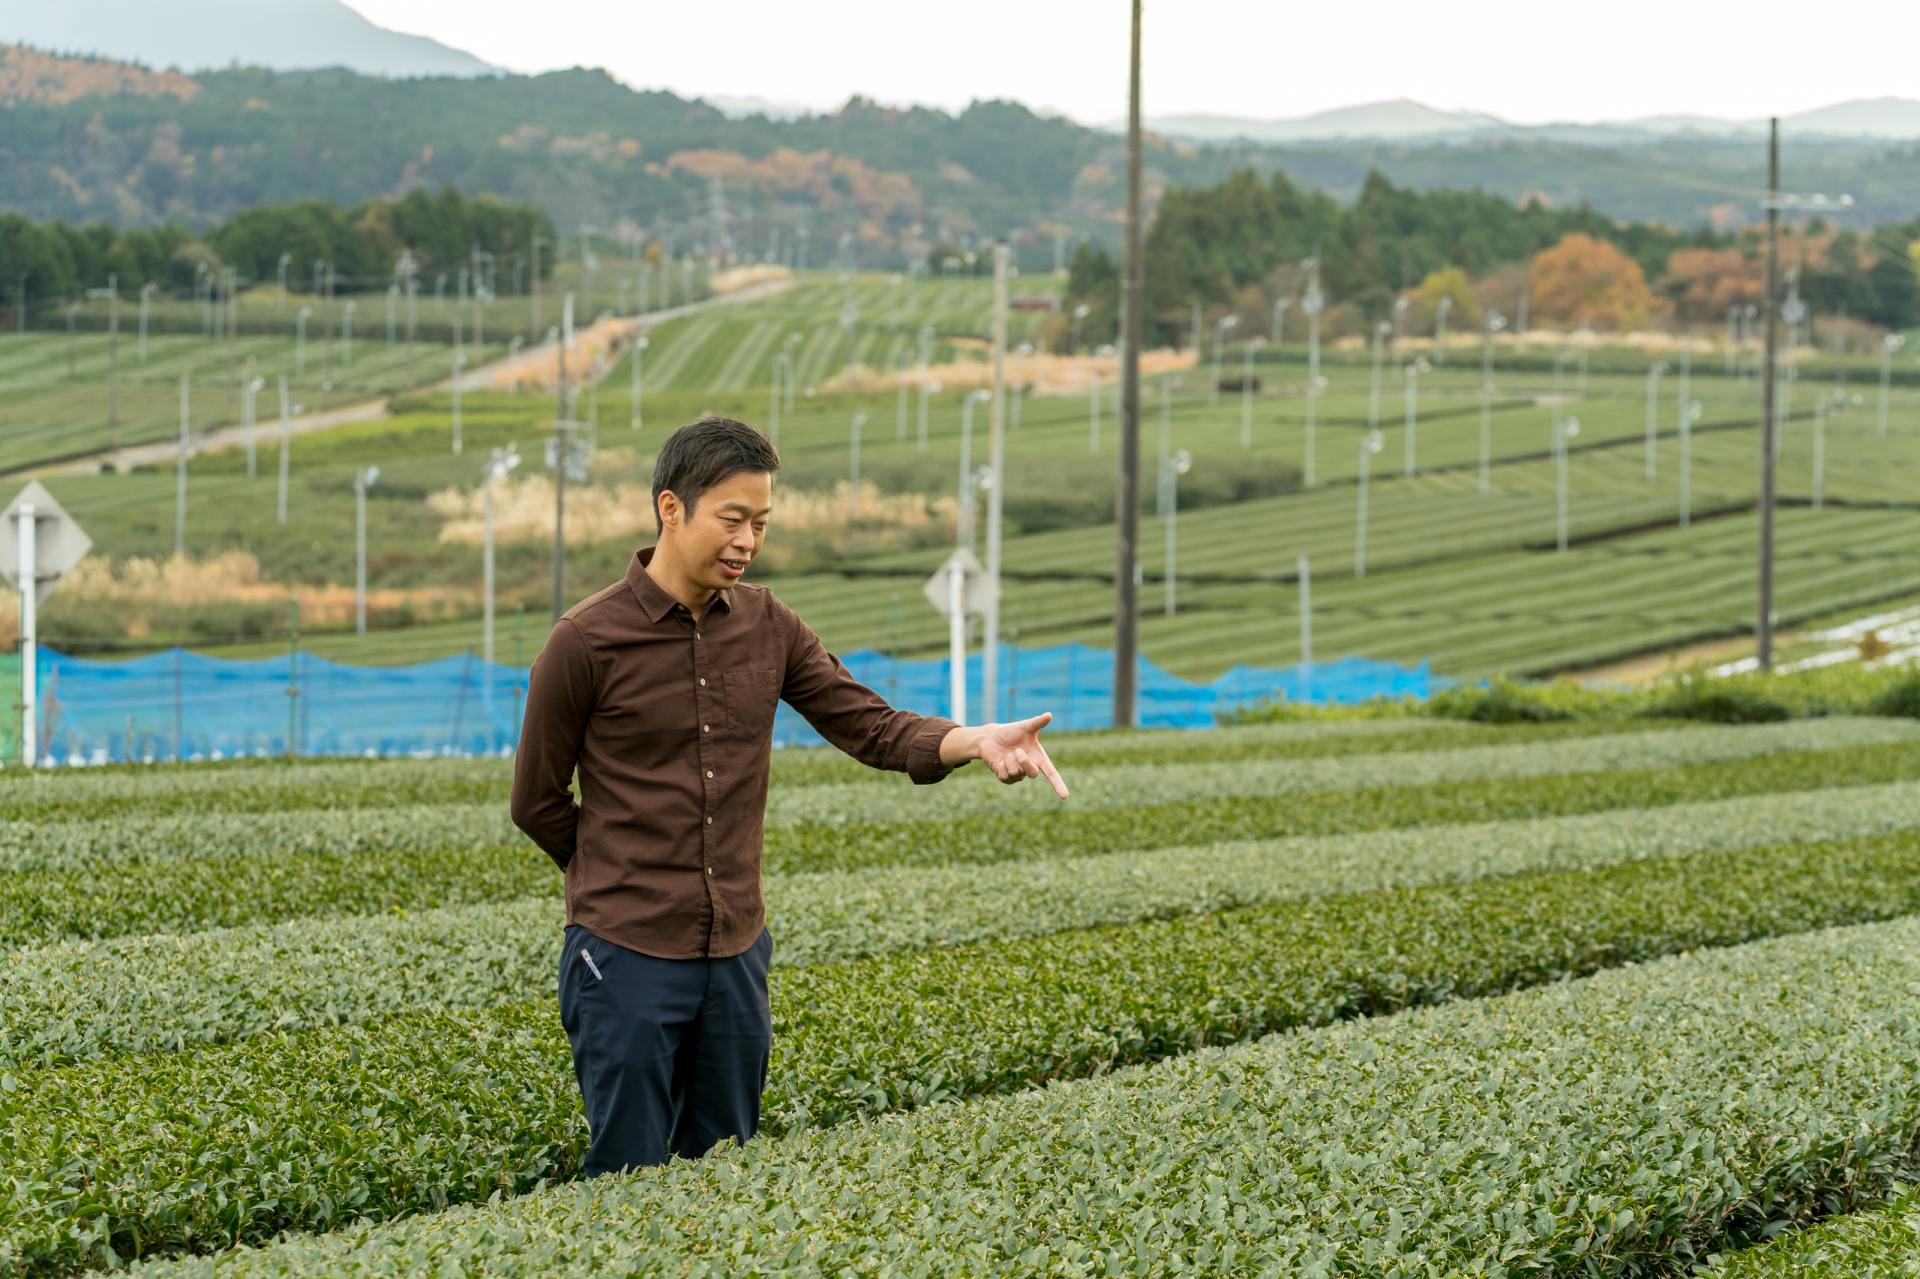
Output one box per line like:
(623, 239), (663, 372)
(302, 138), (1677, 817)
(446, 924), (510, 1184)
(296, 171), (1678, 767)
(0, 188), (552, 310)
(1066, 167), (1920, 346)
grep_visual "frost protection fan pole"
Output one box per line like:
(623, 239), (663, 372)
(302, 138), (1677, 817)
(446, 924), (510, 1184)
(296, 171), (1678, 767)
(17, 503), (35, 768)
(948, 559), (966, 726)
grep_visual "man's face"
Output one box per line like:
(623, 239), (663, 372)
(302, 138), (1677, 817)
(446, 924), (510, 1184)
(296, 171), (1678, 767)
(661, 469), (773, 592)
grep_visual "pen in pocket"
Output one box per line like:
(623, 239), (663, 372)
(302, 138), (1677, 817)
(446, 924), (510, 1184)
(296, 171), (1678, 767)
(580, 949), (604, 981)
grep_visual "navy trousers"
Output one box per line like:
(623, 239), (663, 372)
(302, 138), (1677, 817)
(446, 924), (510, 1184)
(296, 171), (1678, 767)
(557, 920), (774, 1177)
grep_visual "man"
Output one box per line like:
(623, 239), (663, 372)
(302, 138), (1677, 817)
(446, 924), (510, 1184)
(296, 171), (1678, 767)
(510, 413), (1068, 1179)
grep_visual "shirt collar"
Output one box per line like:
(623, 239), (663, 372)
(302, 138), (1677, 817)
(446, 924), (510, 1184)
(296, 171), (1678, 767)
(626, 545), (732, 623)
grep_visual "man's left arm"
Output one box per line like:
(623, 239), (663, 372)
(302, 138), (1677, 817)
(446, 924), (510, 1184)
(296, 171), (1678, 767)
(775, 596), (1066, 796)
(775, 594), (963, 783)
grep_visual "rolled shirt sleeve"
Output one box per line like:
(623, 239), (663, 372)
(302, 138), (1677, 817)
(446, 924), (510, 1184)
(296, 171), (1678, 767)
(510, 616), (598, 869)
(775, 595), (962, 784)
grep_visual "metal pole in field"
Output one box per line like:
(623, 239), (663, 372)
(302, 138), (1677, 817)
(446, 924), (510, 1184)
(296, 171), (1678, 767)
(285, 597), (298, 759)
(959, 390), (989, 549)
(1209, 314), (1237, 406)
(1367, 320), (1390, 431)
(1271, 296), (1290, 345)
(895, 351), (910, 441)
(1157, 374), (1174, 514)
(354, 465), (379, 635)
(277, 374), (291, 524)
(243, 374), (263, 479)
(848, 411), (867, 520)
(768, 352), (783, 444)
(1480, 311), (1504, 495)
(946, 556), (966, 724)
(1297, 551), (1313, 686)
(452, 351), (466, 455)
(175, 373), (189, 557)
(1813, 395), (1828, 509)
(1403, 360), (1422, 476)
(17, 502), (35, 767)
(484, 446), (521, 687)
(1880, 334), (1905, 439)
(983, 241), (1009, 723)
(1355, 431), (1382, 577)
(1756, 117), (1781, 672)
(630, 336), (647, 431)
(1556, 416), (1581, 552)
(1645, 361), (1667, 482)
(342, 300), (355, 366)
(919, 379), (941, 452)
(295, 306), (310, 377)
(551, 323), (568, 619)
(1088, 359), (1101, 451)
(1434, 296), (1452, 366)
(1240, 336), (1263, 448)
(1303, 261), (1323, 487)
(1163, 448), (1189, 616)
(138, 282), (153, 362)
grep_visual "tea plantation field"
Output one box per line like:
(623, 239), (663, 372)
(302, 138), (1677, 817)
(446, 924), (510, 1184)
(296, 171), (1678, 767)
(5, 713), (1920, 1274)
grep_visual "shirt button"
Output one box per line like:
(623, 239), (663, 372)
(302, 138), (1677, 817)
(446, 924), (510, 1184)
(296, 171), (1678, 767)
(695, 631), (702, 639)
(706, 769), (714, 778)
(703, 723), (710, 733)
(706, 865), (714, 875)
(699, 676), (706, 686)
(705, 814), (713, 825)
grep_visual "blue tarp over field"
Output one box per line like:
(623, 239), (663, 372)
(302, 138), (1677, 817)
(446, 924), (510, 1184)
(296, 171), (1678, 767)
(6, 642), (1440, 765)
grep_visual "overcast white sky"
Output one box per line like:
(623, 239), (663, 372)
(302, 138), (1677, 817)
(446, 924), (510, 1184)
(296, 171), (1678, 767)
(346, 0), (1915, 124)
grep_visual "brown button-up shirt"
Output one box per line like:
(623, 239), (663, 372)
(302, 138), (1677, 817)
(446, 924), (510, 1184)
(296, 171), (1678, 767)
(509, 544), (964, 959)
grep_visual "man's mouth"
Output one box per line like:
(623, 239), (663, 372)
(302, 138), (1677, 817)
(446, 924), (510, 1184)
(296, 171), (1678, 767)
(718, 557), (749, 578)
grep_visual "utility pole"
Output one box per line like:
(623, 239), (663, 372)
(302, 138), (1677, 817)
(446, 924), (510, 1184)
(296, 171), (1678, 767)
(1113, 0), (1143, 729)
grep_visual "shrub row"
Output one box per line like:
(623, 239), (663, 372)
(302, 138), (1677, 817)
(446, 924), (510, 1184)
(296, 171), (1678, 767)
(7, 836), (1920, 1274)
(10, 735), (1920, 947)
(12, 781), (1920, 1068)
(1700, 1185), (1920, 1277)
(0, 717), (1497, 824)
(118, 912), (1920, 1277)
(765, 718), (1920, 827)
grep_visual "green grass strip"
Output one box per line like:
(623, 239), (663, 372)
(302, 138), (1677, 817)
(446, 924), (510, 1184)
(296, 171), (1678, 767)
(6, 834), (1920, 1273)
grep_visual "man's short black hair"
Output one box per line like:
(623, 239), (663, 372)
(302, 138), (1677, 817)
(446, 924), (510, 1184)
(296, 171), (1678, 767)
(651, 414), (781, 535)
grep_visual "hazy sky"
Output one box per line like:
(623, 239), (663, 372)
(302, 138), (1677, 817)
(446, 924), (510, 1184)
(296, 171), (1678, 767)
(346, 0), (1916, 124)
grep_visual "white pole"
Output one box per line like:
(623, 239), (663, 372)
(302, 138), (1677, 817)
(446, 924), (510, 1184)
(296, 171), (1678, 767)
(1298, 551), (1313, 687)
(1240, 339), (1254, 447)
(630, 338), (646, 431)
(1645, 363), (1664, 482)
(1813, 400), (1826, 510)
(452, 352), (465, 455)
(483, 478), (496, 666)
(1163, 458), (1176, 616)
(176, 373), (189, 557)
(17, 503), (35, 767)
(276, 375), (291, 525)
(896, 352), (910, 441)
(947, 560), (966, 724)
(138, 283), (151, 362)
(849, 411), (864, 520)
(983, 242), (1008, 724)
(355, 475), (368, 635)
(1879, 335), (1904, 439)
(1403, 363), (1418, 476)
(1088, 363), (1100, 452)
(959, 394), (980, 549)
(1356, 441), (1371, 577)
(1557, 419), (1570, 552)
(243, 378), (256, 479)
(1367, 324), (1386, 430)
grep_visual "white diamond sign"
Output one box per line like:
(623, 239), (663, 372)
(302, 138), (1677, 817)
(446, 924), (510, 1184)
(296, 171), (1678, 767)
(1, 481), (92, 604)
(923, 546), (996, 618)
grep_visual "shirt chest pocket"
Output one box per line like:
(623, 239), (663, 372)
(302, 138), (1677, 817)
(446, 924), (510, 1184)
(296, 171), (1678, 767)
(723, 667), (782, 738)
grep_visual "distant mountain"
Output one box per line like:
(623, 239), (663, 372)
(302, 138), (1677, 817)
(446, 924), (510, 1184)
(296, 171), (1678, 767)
(0, 0), (493, 78)
(1785, 97), (1920, 138)
(1130, 99), (1507, 143)
(1130, 97), (1920, 145)
(703, 94), (820, 122)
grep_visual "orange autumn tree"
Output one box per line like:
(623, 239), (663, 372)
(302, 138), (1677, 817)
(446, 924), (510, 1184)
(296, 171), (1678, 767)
(1528, 232), (1670, 330)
